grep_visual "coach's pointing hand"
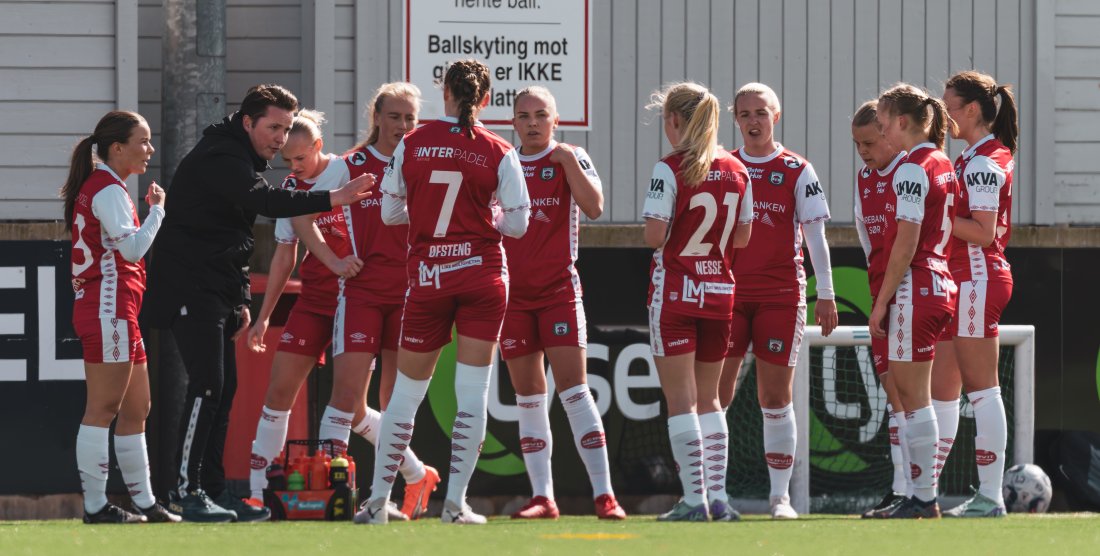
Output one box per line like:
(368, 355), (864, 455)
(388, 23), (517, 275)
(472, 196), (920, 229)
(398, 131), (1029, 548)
(329, 172), (376, 207)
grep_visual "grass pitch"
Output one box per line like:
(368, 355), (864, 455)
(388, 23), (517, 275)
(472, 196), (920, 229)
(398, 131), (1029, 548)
(2, 514), (1098, 556)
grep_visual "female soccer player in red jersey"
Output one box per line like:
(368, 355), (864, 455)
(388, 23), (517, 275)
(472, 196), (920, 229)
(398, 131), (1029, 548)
(501, 86), (625, 521)
(851, 100), (913, 517)
(356, 59), (530, 525)
(245, 109), (428, 521)
(65, 111), (179, 523)
(644, 82), (753, 522)
(934, 72), (1018, 518)
(871, 83), (959, 519)
(721, 82), (837, 520)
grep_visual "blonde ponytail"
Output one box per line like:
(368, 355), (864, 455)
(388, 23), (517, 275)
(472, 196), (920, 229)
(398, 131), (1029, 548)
(648, 82), (720, 187)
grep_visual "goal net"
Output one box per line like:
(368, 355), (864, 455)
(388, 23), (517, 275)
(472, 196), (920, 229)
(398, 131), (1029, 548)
(725, 325), (1035, 514)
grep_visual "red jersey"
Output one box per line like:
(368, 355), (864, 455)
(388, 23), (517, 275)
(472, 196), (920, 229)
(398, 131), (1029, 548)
(502, 142), (600, 311)
(731, 145), (831, 303)
(71, 165), (147, 321)
(949, 134), (1013, 283)
(379, 117), (529, 297)
(854, 152), (905, 297)
(273, 154), (351, 308)
(884, 143), (957, 310)
(642, 148), (754, 318)
(341, 145), (409, 304)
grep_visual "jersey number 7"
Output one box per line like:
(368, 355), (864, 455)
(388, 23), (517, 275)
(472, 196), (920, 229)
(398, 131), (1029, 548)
(430, 170), (463, 238)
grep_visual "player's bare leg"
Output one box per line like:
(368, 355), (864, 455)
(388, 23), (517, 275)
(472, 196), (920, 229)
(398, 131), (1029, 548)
(718, 356), (743, 410)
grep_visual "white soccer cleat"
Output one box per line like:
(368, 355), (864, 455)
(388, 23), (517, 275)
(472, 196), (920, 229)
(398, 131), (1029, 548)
(353, 497), (389, 525)
(770, 495), (799, 520)
(441, 499), (487, 525)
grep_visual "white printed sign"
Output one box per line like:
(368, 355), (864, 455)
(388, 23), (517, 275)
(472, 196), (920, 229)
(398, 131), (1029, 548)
(404, 0), (592, 129)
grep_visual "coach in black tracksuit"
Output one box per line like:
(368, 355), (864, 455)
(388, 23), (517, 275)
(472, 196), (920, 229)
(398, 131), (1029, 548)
(143, 85), (371, 522)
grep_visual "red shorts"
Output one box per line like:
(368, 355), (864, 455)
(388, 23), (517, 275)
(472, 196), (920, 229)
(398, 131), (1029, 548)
(870, 336), (890, 375)
(726, 301), (807, 367)
(75, 317), (146, 364)
(649, 306), (732, 362)
(333, 294), (402, 356)
(277, 302), (334, 359)
(950, 280), (1012, 339)
(888, 304), (953, 363)
(500, 300), (587, 360)
(399, 283), (508, 352)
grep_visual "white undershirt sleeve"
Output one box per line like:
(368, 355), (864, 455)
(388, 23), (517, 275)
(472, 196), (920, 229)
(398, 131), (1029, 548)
(380, 139), (410, 225)
(802, 219), (834, 300)
(641, 162), (678, 222)
(494, 148), (531, 238)
(91, 184), (163, 263)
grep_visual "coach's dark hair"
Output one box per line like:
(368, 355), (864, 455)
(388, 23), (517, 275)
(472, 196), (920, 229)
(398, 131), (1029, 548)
(444, 59), (491, 139)
(238, 84), (299, 123)
(945, 70), (1018, 154)
(878, 83), (954, 151)
(61, 111), (146, 230)
(852, 100), (879, 128)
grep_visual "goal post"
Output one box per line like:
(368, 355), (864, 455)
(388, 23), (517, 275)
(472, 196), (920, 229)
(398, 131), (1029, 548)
(788, 325), (1036, 514)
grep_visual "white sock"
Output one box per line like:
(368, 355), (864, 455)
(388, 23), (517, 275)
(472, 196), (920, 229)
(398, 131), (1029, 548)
(970, 386), (1007, 504)
(249, 406), (290, 499)
(369, 372), (430, 503)
(446, 362), (492, 506)
(895, 410), (914, 497)
(516, 393), (554, 498)
(319, 405), (355, 455)
(887, 405), (905, 494)
(905, 406), (940, 502)
(559, 384), (613, 497)
(762, 404), (796, 499)
(353, 407), (427, 484)
(114, 433), (155, 509)
(698, 410), (729, 503)
(931, 398), (959, 482)
(77, 424), (110, 513)
(667, 412), (705, 506)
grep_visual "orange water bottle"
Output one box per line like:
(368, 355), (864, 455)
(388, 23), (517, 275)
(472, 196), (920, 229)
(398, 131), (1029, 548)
(310, 452), (328, 490)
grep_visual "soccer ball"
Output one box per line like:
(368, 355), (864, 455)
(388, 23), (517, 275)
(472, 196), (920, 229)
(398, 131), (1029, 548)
(1002, 463), (1052, 513)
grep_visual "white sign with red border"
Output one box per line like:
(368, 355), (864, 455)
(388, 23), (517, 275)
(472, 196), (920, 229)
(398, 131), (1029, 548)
(404, 0), (592, 129)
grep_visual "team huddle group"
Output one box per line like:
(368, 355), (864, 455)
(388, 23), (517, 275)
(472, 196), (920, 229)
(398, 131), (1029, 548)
(63, 57), (1017, 525)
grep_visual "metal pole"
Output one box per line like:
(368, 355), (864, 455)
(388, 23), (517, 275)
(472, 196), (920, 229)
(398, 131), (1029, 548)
(160, 0), (226, 189)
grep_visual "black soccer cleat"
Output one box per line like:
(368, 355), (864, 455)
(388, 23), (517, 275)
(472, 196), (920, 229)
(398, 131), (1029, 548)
(879, 496), (941, 519)
(135, 501), (182, 523)
(84, 503), (147, 524)
(861, 492), (907, 519)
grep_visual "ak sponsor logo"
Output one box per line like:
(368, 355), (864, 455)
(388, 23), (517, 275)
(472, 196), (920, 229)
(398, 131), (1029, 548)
(804, 181), (823, 197)
(765, 452), (793, 470)
(579, 158), (592, 171)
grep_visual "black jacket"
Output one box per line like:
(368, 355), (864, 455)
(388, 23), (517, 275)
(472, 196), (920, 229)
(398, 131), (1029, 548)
(143, 114), (333, 326)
